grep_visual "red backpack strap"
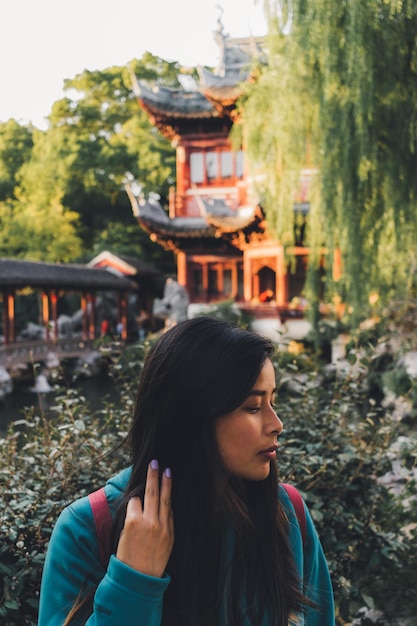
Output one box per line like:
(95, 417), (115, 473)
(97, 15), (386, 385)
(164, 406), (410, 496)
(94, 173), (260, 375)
(281, 483), (306, 545)
(88, 487), (113, 567)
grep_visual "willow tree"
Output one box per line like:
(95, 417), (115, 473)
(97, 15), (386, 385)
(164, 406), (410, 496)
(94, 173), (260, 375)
(238, 0), (417, 322)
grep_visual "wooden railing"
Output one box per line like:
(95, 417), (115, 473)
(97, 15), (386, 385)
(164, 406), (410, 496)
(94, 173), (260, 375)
(0, 337), (95, 369)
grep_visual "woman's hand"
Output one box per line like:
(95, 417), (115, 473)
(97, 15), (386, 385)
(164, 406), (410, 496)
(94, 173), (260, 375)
(116, 460), (174, 578)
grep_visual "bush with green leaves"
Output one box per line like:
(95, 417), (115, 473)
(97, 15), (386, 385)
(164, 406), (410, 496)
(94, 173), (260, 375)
(1, 333), (416, 625)
(0, 340), (145, 625)
(276, 360), (417, 625)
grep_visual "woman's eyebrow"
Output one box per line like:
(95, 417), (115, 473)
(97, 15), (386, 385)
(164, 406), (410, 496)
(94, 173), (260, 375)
(248, 387), (277, 397)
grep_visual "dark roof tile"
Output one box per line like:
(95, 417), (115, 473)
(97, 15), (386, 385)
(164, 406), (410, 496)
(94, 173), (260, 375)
(0, 258), (135, 290)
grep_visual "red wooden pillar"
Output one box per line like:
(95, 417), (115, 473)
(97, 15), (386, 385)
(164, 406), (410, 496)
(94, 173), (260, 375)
(275, 249), (287, 306)
(2, 289), (16, 345)
(8, 292), (15, 343)
(41, 292), (50, 341)
(116, 292), (128, 340)
(86, 293), (96, 340)
(177, 251), (187, 288)
(50, 291), (58, 342)
(217, 264), (223, 295)
(253, 273), (260, 300)
(120, 292), (128, 340)
(333, 247), (342, 282)
(80, 295), (88, 341)
(243, 254), (252, 302)
(231, 262), (238, 300)
(202, 263), (209, 302)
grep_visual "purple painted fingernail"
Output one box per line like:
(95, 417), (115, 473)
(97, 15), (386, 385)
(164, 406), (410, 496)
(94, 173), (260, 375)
(165, 467), (172, 478)
(150, 459), (159, 470)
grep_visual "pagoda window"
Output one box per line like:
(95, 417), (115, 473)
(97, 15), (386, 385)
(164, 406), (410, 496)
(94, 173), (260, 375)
(206, 152), (218, 180)
(190, 153), (204, 183)
(221, 152), (233, 178)
(189, 150), (245, 184)
(236, 151), (244, 178)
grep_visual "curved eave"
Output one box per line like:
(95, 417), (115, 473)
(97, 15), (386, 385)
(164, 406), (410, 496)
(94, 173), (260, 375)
(136, 80), (217, 119)
(198, 65), (249, 89)
(205, 214), (259, 232)
(137, 217), (216, 239)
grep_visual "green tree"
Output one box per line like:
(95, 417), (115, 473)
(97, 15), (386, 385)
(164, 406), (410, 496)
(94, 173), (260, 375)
(0, 119), (34, 201)
(0, 53), (182, 265)
(239, 0), (417, 323)
(45, 53), (178, 253)
(0, 126), (83, 262)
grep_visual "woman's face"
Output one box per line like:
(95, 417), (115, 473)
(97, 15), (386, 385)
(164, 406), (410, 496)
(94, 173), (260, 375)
(215, 359), (283, 481)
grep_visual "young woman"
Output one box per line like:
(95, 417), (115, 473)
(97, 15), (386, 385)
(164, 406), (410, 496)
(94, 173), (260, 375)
(38, 316), (334, 626)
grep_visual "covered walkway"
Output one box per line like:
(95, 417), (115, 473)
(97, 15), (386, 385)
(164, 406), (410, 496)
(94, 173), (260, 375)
(0, 258), (134, 368)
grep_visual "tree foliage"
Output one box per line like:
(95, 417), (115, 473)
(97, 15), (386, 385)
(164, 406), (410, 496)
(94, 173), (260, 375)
(0, 53), (179, 264)
(238, 0), (417, 321)
(0, 120), (34, 202)
(0, 123), (83, 262)
(44, 53), (178, 254)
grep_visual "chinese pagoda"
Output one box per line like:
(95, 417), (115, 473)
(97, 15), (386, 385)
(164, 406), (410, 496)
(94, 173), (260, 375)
(125, 18), (310, 320)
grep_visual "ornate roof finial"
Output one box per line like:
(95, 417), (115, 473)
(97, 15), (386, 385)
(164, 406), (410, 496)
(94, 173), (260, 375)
(215, 5), (224, 31)
(213, 5), (229, 77)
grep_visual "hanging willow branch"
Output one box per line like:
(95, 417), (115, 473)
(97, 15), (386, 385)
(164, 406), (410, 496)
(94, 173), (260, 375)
(238, 0), (417, 321)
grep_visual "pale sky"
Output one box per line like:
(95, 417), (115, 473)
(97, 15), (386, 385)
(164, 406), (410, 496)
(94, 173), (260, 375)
(0, 0), (267, 129)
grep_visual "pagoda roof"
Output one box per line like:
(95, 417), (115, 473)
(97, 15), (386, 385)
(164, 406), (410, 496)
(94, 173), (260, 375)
(199, 198), (259, 232)
(125, 187), (216, 239)
(132, 80), (218, 119)
(131, 22), (265, 125)
(125, 183), (264, 252)
(197, 66), (245, 109)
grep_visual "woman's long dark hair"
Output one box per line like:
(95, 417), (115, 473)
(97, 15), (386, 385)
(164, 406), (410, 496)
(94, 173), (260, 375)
(107, 317), (307, 626)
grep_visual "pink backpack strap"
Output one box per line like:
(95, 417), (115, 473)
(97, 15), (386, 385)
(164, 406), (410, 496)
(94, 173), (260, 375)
(281, 483), (306, 545)
(88, 487), (113, 567)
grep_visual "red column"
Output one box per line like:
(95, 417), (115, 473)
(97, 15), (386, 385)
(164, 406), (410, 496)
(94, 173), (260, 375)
(275, 248), (287, 306)
(41, 292), (50, 341)
(177, 251), (187, 288)
(50, 291), (58, 342)
(87, 293), (96, 340)
(231, 262), (238, 300)
(80, 295), (88, 341)
(202, 263), (209, 302)
(121, 293), (128, 341)
(243, 253), (252, 303)
(3, 289), (15, 345)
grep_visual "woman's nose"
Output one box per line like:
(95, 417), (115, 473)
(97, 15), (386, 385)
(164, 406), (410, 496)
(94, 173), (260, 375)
(268, 407), (283, 436)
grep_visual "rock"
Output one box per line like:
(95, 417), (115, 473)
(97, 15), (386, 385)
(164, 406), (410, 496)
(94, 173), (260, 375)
(72, 351), (104, 378)
(153, 278), (189, 329)
(57, 314), (74, 336)
(29, 373), (52, 393)
(351, 607), (386, 625)
(19, 321), (45, 340)
(398, 350), (417, 378)
(0, 365), (13, 399)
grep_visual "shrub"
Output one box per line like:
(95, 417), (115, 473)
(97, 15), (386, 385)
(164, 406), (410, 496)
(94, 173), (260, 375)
(0, 334), (416, 625)
(0, 340), (145, 625)
(275, 356), (417, 624)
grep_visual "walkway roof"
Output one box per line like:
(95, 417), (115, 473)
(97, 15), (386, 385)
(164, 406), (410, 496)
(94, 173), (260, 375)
(0, 258), (135, 291)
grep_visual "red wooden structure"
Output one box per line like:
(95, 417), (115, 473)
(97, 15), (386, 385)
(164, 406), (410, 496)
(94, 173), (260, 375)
(126, 20), (312, 318)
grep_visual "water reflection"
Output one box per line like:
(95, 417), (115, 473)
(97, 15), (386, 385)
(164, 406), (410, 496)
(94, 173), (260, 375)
(0, 371), (120, 436)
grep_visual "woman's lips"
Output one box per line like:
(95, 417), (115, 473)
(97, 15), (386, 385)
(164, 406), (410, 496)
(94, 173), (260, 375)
(259, 446), (278, 460)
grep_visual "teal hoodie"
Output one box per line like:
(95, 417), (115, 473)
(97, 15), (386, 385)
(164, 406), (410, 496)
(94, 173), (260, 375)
(38, 468), (335, 625)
